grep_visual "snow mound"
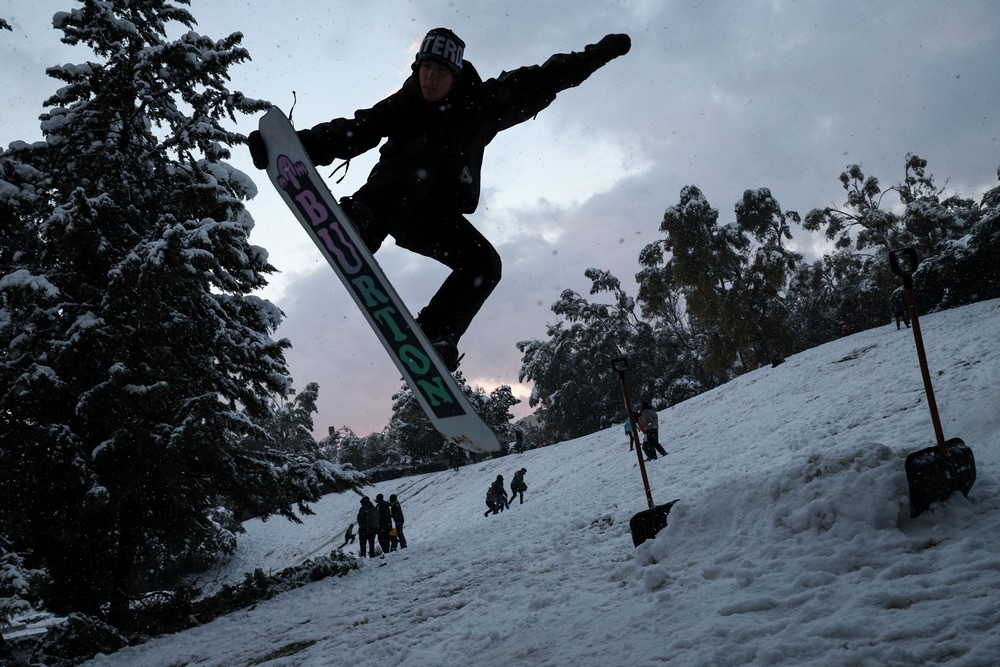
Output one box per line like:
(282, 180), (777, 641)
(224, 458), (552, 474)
(620, 443), (1000, 665)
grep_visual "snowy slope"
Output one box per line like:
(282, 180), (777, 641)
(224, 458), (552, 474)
(86, 299), (1000, 666)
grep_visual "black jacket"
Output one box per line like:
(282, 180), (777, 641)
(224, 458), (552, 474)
(390, 499), (405, 525)
(511, 470), (526, 492)
(303, 41), (621, 213)
(357, 501), (379, 532)
(489, 479), (508, 503)
(375, 498), (392, 531)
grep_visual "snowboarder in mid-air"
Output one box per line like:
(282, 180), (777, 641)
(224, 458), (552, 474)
(249, 28), (631, 371)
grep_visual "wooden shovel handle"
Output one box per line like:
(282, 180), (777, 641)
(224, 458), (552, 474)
(613, 357), (655, 509)
(902, 274), (949, 456)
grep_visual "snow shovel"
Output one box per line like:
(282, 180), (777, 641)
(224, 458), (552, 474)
(629, 499), (679, 548)
(889, 248), (976, 517)
(612, 356), (678, 546)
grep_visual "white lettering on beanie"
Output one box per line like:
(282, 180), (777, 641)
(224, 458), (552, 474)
(417, 28), (464, 74)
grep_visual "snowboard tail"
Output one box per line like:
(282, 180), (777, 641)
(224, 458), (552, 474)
(258, 107), (499, 452)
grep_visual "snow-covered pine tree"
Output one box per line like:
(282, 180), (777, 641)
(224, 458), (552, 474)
(245, 382), (323, 454)
(0, 0), (355, 624)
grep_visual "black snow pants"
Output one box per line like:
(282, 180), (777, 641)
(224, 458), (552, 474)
(353, 138), (502, 343)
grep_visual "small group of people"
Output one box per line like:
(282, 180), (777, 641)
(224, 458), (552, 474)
(484, 468), (528, 516)
(341, 493), (407, 557)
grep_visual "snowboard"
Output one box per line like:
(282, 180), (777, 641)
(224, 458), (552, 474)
(256, 107), (500, 453)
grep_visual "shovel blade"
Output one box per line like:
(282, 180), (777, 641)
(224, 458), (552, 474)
(630, 500), (679, 547)
(905, 438), (976, 518)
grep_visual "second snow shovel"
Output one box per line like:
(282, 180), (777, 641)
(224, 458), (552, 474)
(889, 248), (976, 517)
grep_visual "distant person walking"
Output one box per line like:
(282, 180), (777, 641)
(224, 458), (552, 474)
(357, 497), (378, 557)
(390, 494), (407, 549)
(448, 444), (466, 471)
(637, 402), (667, 461)
(891, 290), (910, 330)
(510, 468), (528, 505)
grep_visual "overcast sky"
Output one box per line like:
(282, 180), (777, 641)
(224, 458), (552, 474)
(3, 1), (999, 436)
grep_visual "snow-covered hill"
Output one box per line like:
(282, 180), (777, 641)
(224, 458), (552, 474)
(86, 299), (1000, 666)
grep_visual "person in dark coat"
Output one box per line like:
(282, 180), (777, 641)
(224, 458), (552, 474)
(356, 497), (378, 557)
(513, 429), (525, 454)
(891, 290), (910, 330)
(375, 494), (393, 554)
(485, 474), (509, 516)
(510, 468), (528, 505)
(447, 444), (466, 471)
(389, 494), (407, 549)
(485, 484), (496, 517)
(249, 28), (631, 370)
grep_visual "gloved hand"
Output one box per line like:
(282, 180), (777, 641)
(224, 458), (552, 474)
(296, 128), (323, 163)
(248, 128), (326, 169)
(247, 130), (267, 169)
(597, 33), (631, 59)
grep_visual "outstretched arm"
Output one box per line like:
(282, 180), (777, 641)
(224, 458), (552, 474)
(247, 94), (399, 169)
(246, 113), (383, 169)
(543, 34), (632, 89)
(491, 33), (632, 130)
(298, 113), (384, 166)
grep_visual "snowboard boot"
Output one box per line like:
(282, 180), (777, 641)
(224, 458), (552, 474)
(339, 196), (380, 252)
(430, 335), (463, 373)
